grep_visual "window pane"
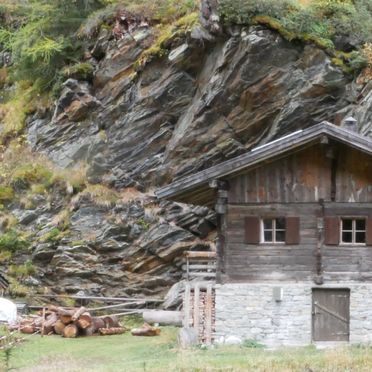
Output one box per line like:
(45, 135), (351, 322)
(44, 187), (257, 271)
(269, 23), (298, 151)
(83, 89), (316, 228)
(356, 232), (366, 243)
(276, 230), (285, 242)
(263, 219), (273, 229)
(342, 231), (352, 243)
(342, 219), (352, 230)
(264, 231), (273, 242)
(276, 218), (286, 230)
(356, 219), (366, 231)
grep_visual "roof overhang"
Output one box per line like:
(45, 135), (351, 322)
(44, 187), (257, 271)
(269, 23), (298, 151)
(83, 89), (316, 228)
(156, 122), (372, 206)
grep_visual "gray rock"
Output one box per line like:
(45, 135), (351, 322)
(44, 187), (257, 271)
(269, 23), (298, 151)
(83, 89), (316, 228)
(19, 211), (38, 225)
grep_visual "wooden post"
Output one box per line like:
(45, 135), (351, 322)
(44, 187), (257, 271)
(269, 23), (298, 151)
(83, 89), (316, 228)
(205, 284), (213, 345)
(183, 283), (190, 328)
(193, 284), (200, 339)
(41, 307), (46, 337)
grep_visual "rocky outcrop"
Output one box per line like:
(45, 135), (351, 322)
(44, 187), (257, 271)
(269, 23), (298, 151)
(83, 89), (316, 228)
(3, 5), (371, 298)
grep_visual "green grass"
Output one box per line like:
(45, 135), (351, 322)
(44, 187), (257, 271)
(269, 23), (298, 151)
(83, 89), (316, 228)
(6, 327), (372, 371)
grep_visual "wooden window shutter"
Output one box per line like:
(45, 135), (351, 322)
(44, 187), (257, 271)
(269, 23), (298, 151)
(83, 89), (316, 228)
(324, 216), (340, 245)
(366, 218), (372, 246)
(285, 217), (300, 245)
(245, 217), (260, 244)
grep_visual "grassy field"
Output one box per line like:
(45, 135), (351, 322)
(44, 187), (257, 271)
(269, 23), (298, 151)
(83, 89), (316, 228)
(4, 327), (372, 371)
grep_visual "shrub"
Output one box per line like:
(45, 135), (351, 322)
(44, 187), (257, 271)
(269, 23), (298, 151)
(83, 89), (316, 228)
(39, 228), (62, 243)
(78, 184), (119, 207)
(11, 163), (53, 189)
(8, 261), (36, 279)
(0, 0), (104, 91)
(62, 62), (94, 81)
(218, 0), (372, 51)
(0, 229), (29, 252)
(0, 186), (14, 203)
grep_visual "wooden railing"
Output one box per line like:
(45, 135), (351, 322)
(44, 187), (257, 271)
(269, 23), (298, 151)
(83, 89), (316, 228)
(183, 251), (217, 281)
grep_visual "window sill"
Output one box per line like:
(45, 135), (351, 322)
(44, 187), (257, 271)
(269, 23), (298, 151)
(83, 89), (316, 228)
(339, 243), (366, 247)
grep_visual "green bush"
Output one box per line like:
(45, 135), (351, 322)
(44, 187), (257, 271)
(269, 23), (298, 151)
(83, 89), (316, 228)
(8, 260), (36, 278)
(39, 228), (62, 243)
(11, 163), (53, 189)
(0, 186), (14, 203)
(62, 62), (94, 81)
(0, 0), (104, 91)
(218, 0), (372, 50)
(0, 229), (29, 252)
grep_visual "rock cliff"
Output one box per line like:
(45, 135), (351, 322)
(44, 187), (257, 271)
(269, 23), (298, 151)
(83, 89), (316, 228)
(1, 2), (371, 300)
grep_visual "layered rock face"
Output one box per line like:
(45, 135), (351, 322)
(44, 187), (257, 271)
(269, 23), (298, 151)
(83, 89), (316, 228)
(5, 4), (372, 298)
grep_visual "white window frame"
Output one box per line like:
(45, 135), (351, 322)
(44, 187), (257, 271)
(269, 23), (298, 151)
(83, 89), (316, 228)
(261, 218), (286, 244)
(340, 218), (366, 246)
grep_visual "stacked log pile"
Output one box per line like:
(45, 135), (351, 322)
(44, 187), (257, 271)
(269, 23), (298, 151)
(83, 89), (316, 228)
(16, 306), (126, 338)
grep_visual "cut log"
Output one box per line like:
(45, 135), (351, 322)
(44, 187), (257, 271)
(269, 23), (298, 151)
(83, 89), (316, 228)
(72, 306), (87, 321)
(20, 324), (36, 334)
(76, 313), (92, 329)
(81, 325), (95, 337)
(143, 311), (182, 326)
(54, 319), (66, 335)
(57, 307), (76, 325)
(42, 312), (58, 335)
(99, 327), (127, 336)
(102, 315), (120, 328)
(80, 317), (105, 336)
(131, 323), (160, 337)
(63, 324), (79, 338)
(92, 317), (105, 330)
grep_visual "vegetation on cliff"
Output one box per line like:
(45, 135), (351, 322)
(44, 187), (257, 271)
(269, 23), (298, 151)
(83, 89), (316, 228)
(219, 0), (372, 72)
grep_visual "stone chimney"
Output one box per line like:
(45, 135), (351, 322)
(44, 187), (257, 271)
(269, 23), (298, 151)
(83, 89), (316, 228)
(343, 116), (358, 133)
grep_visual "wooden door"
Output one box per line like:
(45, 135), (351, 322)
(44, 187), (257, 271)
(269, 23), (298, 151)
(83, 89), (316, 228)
(312, 288), (350, 342)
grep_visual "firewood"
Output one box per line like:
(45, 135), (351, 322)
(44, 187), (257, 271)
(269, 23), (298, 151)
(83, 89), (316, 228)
(72, 306), (87, 321)
(42, 312), (58, 335)
(62, 324), (79, 338)
(20, 325), (36, 334)
(54, 319), (66, 335)
(99, 327), (127, 335)
(58, 308), (75, 325)
(131, 323), (160, 337)
(92, 317), (105, 330)
(48, 305), (61, 313)
(76, 312), (92, 329)
(102, 315), (120, 328)
(81, 325), (95, 336)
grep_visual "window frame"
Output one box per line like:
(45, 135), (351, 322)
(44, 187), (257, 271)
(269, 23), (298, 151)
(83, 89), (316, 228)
(340, 217), (367, 246)
(260, 217), (286, 244)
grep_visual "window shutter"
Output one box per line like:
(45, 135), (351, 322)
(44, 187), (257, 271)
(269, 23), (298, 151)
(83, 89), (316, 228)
(245, 217), (260, 244)
(367, 218), (372, 246)
(285, 217), (300, 245)
(324, 216), (340, 245)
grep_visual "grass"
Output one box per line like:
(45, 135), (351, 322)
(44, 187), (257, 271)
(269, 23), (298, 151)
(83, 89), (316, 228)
(5, 327), (372, 371)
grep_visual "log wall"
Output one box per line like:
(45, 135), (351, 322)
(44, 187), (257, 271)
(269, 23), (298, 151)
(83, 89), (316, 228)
(225, 203), (372, 282)
(228, 144), (372, 204)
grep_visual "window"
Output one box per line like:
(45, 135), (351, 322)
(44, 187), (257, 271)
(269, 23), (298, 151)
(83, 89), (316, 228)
(262, 218), (286, 243)
(341, 218), (366, 244)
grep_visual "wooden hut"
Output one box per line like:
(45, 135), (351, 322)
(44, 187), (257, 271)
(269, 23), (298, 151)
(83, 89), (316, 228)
(157, 121), (372, 346)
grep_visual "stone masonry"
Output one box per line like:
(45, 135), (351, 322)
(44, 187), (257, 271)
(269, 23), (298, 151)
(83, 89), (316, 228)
(215, 283), (372, 347)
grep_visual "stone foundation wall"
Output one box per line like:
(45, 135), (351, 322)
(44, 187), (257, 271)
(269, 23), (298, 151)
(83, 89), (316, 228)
(215, 283), (372, 347)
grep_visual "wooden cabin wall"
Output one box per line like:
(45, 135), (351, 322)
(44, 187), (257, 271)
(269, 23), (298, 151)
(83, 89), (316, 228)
(228, 144), (372, 204)
(225, 203), (372, 282)
(228, 145), (331, 204)
(226, 204), (319, 282)
(336, 147), (372, 203)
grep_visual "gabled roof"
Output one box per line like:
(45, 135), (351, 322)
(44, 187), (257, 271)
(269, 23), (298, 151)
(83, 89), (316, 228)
(156, 122), (372, 206)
